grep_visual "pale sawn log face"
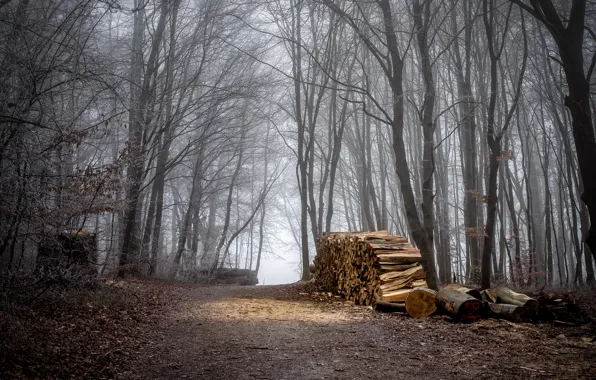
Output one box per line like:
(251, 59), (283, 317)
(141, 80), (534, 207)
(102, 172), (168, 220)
(405, 287), (437, 318)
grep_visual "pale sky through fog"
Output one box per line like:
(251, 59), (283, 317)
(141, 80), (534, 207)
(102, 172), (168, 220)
(258, 256), (299, 285)
(256, 227), (301, 285)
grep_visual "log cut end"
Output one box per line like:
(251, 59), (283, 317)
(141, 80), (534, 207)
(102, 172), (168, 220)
(436, 285), (482, 322)
(405, 287), (437, 318)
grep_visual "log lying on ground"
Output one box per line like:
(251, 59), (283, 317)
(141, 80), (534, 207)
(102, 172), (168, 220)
(215, 269), (252, 278)
(445, 283), (482, 300)
(314, 231), (427, 305)
(480, 289), (497, 303)
(495, 287), (539, 312)
(435, 284), (482, 322)
(405, 287), (437, 318)
(208, 268), (258, 285)
(534, 292), (592, 325)
(382, 288), (413, 302)
(486, 302), (532, 322)
(373, 300), (407, 313)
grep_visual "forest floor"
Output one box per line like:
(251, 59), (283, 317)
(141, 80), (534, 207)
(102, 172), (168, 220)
(2, 280), (596, 379)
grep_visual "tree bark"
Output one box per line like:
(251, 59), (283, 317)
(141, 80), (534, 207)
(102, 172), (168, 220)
(120, 1), (170, 276)
(435, 284), (482, 322)
(510, 0), (596, 265)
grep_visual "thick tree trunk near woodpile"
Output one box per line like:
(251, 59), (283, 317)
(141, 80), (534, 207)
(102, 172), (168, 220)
(435, 284), (482, 322)
(405, 287), (437, 318)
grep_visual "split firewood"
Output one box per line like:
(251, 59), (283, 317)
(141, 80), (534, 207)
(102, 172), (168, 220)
(379, 264), (424, 282)
(314, 231), (427, 306)
(375, 252), (424, 264)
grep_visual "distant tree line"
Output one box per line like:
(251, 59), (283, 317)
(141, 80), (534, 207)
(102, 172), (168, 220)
(1, 0), (594, 290)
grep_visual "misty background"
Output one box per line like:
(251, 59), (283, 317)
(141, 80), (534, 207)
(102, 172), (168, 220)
(1, 0), (595, 290)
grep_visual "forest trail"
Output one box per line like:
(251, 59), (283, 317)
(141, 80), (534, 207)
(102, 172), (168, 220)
(122, 283), (596, 380)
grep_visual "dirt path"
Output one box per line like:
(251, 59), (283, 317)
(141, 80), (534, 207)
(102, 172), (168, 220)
(121, 283), (596, 380)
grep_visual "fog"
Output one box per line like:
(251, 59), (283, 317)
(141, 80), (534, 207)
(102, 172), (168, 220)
(1, 0), (595, 289)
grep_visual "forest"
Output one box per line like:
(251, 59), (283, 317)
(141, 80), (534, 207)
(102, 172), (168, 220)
(1, 0), (595, 290)
(2, 0), (596, 378)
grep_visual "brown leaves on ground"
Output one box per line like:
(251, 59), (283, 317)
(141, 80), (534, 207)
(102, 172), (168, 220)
(2, 280), (596, 379)
(0, 279), (186, 379)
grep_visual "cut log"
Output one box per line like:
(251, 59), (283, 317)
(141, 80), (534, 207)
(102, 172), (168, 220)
(215, 268), (253, 278)
(480, 289), (497, 303)
(239, 275), (259, 286)
(373, 247), (421, 254)
(380, 276), (413, 292)
(379, 263), (420, 271)
(405, 287), (437, 318)
(495, 287), (539, 312)
(435, 284), (482, 322)
(381, 288), (412, 302)
(486, 302), (532, 322)
(376, 253), (424, 264)
(373, 300), (407, 313)
(445, 283), (482, 300)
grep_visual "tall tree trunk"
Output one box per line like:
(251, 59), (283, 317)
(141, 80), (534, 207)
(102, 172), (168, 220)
(120, 1), (169, 276)
(413, 0), (439, 284)
(481, 2), (526, 289)
(211, 128), (247, 272)
(255, 124), (271, 276)
(379, 0), (437, 289)
(511, 0), (596, 265)
(290, 0), (310, 281)
(170, 147), (204, 279)
(451, 0), (481, 282)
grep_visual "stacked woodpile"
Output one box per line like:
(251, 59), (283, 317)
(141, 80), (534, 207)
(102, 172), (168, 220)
(210, 269), (258, 286)
(314, 231), (427, 306)
(314, 231), (589, 325)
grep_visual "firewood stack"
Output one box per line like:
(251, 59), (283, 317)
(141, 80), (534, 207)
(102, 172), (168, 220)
(211, 269), (258, 285)
(314, 230), (427, 305)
